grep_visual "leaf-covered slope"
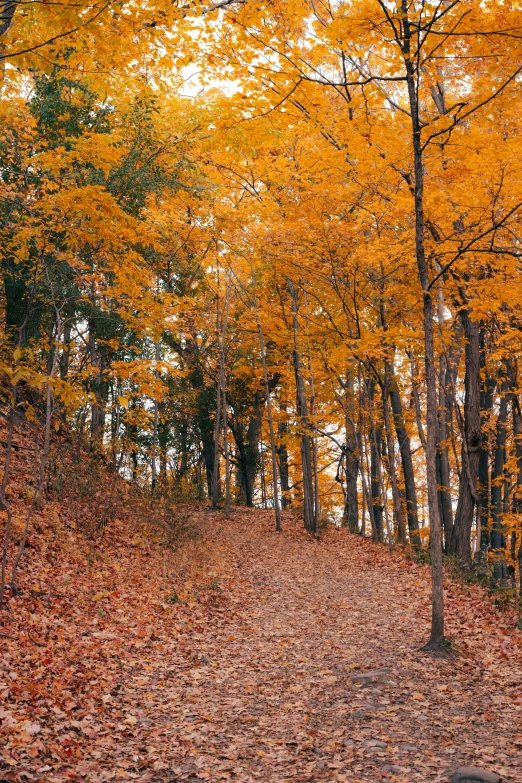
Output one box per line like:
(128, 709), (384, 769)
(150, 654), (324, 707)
(1, 487), (521, 782)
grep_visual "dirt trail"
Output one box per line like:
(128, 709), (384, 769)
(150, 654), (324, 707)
(106, 512), (522, 783)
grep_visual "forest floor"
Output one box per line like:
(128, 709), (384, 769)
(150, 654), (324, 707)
(2, 481), (522, 782)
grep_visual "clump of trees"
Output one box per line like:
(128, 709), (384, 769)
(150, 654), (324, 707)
(2, 0), (522, 647)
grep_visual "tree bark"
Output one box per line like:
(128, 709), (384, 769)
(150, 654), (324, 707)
(277, 402), (290, 510)
(491, 378), (509, 582)
(287, 278), (315, 534)
(437, 343), (459, 551)
(403, 6), (445, 645)
(449, 309), (481, 565)
(478, 329), (495, 552)
(368, 378), (384, 542)
(386, 363), (421, 547)
(382, 383), (406, 545)
(257, 319), (281, 529)
(342, 402), (359, 533)
(509, 368), (522, 601)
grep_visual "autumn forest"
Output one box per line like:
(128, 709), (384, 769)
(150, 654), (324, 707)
(2, 2), (522, 782)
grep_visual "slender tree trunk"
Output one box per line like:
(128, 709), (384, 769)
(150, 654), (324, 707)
(382, 384), (406, 545)
(304, 287), (320, 526)
(211, 368), (222, 510)
(158, 402), (168, 488)
(437, 345), (459, 551)
(360, 470), (366, 537)
(510, 372), (522, 606)
(221, 365), (231, 519)
(478, 329), (495, 553)
(342, 401), (359, 533)
(38, 313), (62, 507)
(211, 284), (229, 510)
(151, 340), (160, 493)
(257, 317), (281, 530)
(403, 13), (445, 645)
(368, 379), (384, 542)
(260, 436), (267, 509)
(409, 352), (426, 449)
(361, 423), (378, 540)
(287, 278), (315, 534)
(491, 378), (509, 582)
(60, 321), (72, 381)
(277, 406), (291, 510)
(88, 325), (107, 452)
(449, 309), (481, 564)
(386, 363), (421, 547)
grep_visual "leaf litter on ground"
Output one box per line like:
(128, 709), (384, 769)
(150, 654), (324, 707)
(1, 460), (522, 783)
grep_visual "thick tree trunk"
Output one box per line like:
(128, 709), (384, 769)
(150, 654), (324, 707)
(449, 310), (481, 565)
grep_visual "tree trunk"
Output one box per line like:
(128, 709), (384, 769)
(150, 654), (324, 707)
(151, 340), (160, 493)
(342, 406), (359, 533)
(211, 370), (222, 509)
(257, 317), (281, 530)
(403, 12), (445, 645)
(60, 321), (72, 381)
(477, 329), (494, 552)
(437, 344), (459, 550)
(386, 363), (421, 547)
(287, 278), (315, 534)
(201, 428), (215, 498)
(491, 379), (509, 582)
(449, 309), (481, 565)
(88, 327), (107, 452)
(368, 378), (384, 542)
(222, 367), (231, 519)
(510, 371), (522, 603)
(304, 287), (320, 527)
(383, 384), (406, 545)
(277, 403), (291, 510)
